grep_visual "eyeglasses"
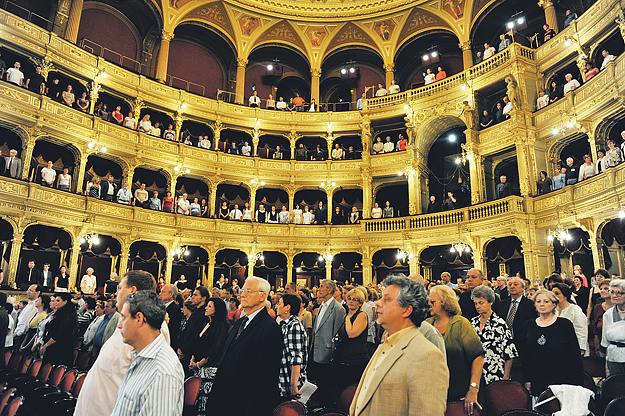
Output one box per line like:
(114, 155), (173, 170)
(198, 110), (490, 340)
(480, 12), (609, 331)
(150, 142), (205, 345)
(609, 290), (625, 296)
(241, 289), (262, 295)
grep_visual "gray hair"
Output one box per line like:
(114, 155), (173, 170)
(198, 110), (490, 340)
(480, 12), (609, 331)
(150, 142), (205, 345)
(382, 273), (429, 327)
(211, 287), (222, 295)
(471, 285), (495, 303)
(320, 279), (337, 292)
(126, 290), (166, 330)
(468, 268), (485, 280)
(163, 283), (178, 297)
(610, 278), (625, 293)
(565, 73), (573, 79)
(497, 276), (507, 281)
(246, 276), (271, 295)
(566, 157), (573, 162)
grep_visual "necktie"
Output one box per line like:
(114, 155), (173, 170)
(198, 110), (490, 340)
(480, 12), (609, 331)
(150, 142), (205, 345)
(236, 316), (248, 339)
(8, 158), (12, 170)
(506, 300), (518, 329)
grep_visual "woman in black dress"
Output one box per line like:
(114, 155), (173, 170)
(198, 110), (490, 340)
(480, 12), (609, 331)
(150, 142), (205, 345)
(41, 293), (77, 366)
(521, 289), (583, 397)
(219, 201), (230, 220)
(189, 297), (229, 415)
(334, 288), (369, 392)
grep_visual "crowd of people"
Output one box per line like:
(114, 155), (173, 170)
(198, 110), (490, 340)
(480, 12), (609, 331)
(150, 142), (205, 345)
(3, 264), (622, 415)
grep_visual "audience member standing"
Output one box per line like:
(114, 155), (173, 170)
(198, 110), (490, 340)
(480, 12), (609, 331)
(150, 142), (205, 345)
(3, 149), (22, 179)
(41, 292), (77, 366)
(209, 277), (282, 416)
(160, 284), (182, 352)
(178, 286), (209, 369)
(277, 294), (308, 401)
(14, 284), (41, 351)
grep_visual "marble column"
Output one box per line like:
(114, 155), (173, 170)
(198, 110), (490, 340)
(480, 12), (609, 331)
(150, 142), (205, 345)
(460, 41), (473, 69)
(64, 0), (84, 43)
(539, 0), (559, 33)
(20, 141), (35, 181)
(155, 30), (174, 82)
(68, 242), (81, 292)
(384, 64), (394, 89)
(207, 256), (215, 290)
(362, 257), (372, 285)
(235, 58), (248, 105)
(7, 233), (24, 288)
(164, 254), (173, 284)
(311, 69), (320, 104)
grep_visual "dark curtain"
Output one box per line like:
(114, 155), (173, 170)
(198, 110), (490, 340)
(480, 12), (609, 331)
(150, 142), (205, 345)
(81, 235), (121, 256)
(221, 129), (252, 147)
(23, 225), (72, 250)
(97, 92), (131, 117)
(485, 236), (522, 261)
(0, 220), (13, 242)
(375, 184), (409, 217)
(85, 155), (123, 184)
(294, 190), (326, 208)
(130, 241), (166, 261)
(215, 249), (248, 268)
(332, 252), (362, 271)
(254, 252), (287, 270)
(372, 249), (405, 268)
(293, 252), (323, 270)
(175, 246), (208, 264)
(139, 108), (174, 128)
(132, 167), (167, 191)
(256, 188), (288, 210)
(553, 228), (591, 255)
(419, 246), (473, 265)
(0, 127), (24, 157)
(181, 120), (214, 141)
(176, 177), (209, 202)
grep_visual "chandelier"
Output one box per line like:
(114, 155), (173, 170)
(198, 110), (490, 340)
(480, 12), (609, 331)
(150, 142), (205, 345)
(450, 242), (471, 253)
(248, 252), (265, 262)
(173, 246), (190, 257)
(79, 233), (100, 249)
(547, 228), (571, 244)
(396, 249), (413, 260)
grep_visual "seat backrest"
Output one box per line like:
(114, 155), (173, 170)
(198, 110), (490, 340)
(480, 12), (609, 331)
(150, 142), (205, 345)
(272, 400), (306, 416)
(74, 352), (91, 371)
(536, 388), (560, 415)
(183, 376), (200, 406)
(1, 396), (23, 416)
(37, 362), (53, 382)
(483, 380), (531, 416)
(4, 351), (11, 367)
(18, 355), (32, 374)
(499, 411), (545, 416)
(72, 373), (87, 398)
(6, 353), (21, 370)
(582, 357), (606, 378)
(337, 384), (358, 413)
(48, 365), (67, 387)
(582, 371), (597, 394)
(604, 396), (625, 416)
(59, 369), (77, 393)
(446, 401), (483, 416)
(0, 389), (16, 415)
(27, 359), (42, 377)
(601, 374), (625, 398)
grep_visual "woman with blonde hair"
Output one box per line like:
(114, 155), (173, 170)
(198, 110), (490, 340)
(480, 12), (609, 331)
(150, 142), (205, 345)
(521, 289), (583, 396)
(426, 285), (484, 414)
(138, 114), (152, 134)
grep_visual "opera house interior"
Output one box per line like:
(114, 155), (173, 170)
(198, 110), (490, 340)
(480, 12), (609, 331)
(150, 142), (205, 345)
(1, 0), (625, 293)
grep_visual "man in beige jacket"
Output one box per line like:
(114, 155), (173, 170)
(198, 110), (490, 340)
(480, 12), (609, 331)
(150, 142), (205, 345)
(350, 275), (449, 416)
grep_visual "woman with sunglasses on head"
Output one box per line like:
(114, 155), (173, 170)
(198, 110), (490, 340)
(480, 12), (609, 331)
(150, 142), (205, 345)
(601, 279), (625, 375)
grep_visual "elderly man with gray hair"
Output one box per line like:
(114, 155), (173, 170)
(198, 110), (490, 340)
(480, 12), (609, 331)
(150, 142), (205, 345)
(309, 278), (346, 407)
(565, 157), (578, 185)
(160, 283), (182, 351)
(350, 274), (449, 416)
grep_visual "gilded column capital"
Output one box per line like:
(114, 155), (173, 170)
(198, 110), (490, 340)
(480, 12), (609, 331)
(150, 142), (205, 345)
(537, 0), (554, 9)
(237, 58), (248, 68)
(384, 63), (394, 72)
(459, 41), (471, 51)
(161, 30), (174, 42)
(311, 68), (321, 77)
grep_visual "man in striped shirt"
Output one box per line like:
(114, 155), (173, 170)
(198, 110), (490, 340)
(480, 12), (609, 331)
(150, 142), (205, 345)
(111, 290), (184, 416)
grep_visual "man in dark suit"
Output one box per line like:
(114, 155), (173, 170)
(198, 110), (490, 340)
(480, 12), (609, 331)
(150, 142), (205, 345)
(496, 175), (512, 199)
(19, 259), (43, 290)
(209, 276), (282, 416)
(177, 286), (208, 369)
(0, 292), (8, 367)
(314, 201), (328, 225)
(460, 268), (500, 320)
(3, 149), (22, 179)
(309, 279), (346, 406)
(494, 276), (510, 300)
(100, 176), (118, 202)
(498, 277), (537, 358)
(160, 283), (182, 352)
(41, 263), (54, 290)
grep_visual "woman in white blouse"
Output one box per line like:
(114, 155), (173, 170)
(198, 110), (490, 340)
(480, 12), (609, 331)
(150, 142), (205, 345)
(56, 167), (71, 191)
(80, 267), (97, 295)
(552, 283), (589, 355)
(302, 205), (313, 224)
(536, 89), (549, 110)
(292, 204), (303, 224)
(123, 112), (136, 129)
(371, 202), (382, 219)
(242, 202), (253, 221)
(424, 68), (436, 85)
(138, 114), (152, 133)
(578, 154), (596, 181)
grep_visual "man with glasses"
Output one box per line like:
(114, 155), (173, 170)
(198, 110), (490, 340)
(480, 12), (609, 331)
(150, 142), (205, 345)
(601, 279), (625, 375)
(209, 276), (282, 416)
(309, 279), (346, 407)
(13, 284), (41, 351)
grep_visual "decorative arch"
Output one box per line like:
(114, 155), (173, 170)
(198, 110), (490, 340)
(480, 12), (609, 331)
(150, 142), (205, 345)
(324, 22), (379, 58)
(397, 8), (459, 49)
(252, 21), (307, 55)
(416, 112), (467, 156)
(174, 3), (236, 45)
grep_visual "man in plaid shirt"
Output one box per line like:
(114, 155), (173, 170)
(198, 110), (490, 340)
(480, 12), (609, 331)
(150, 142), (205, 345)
(276, 293), (308, 399)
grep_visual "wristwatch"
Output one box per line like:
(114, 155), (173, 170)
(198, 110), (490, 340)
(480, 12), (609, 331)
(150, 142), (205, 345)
(470, 382), (479, 390)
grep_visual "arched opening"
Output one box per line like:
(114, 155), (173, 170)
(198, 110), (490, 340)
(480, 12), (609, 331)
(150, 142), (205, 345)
(295, 136), (327, 161)
(215, 183), (250, 218)
(79, 234), (122, 294)
(371, 116), (408, 155)
(294, 189), (327, 223)
(0, 49), (36, 89)
(94, 91), (132, 122)
(394, 31), (462, 90)
(293, 252), (324, 287)
(172, 246), (209, 288)
(375, 183), (408, 217)
(372, 249), (408, 284)
(181, 120), (214, 148)
(0, 219), (14, 286)
(219, 129), (252, 153)
(255, 188), (289, 213)
(321, 46), (385, 108)
(591, 30), (625, 69)
(30, 139), (78, 186)
(419, 245), (474, 283)
(1, 0), (52, 29)
(492, 158), (520, 199)
(332, 252), (363, 285)
(559, 134), (591, 168)
(258, 135), (291, 160)
(84, 154), (123, 195)
(0, 127), (25, 160)
(46, 71), (88, 107)
(252, 251), (287, 289)
(132, 167), (168, 206)
(552, 228), (594, 278)
(128, 241), (166, 280)
(599, 218), (625, 275)
(549, 61), (583, 92)
(332, 135), (362, 159)
(176, 177), (209, 216)
(138, 108), (174, 136)
(427, 127), (470, 208)
(484, 236), (524, 279)
(332, 189), (363, 225)
(214, 249), (248, 287)
(169, 23), (234, 97)
(19, 224), (72, 290)
(247, 45), (311, 106)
